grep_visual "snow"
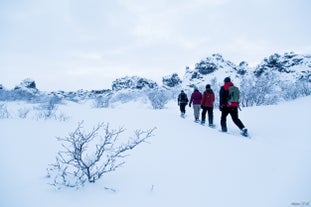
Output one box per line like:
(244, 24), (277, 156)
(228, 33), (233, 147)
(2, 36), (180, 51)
(0, 96), (310, 207)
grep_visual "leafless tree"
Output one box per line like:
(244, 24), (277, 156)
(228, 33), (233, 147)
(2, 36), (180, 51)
(47, 121), (156, 189)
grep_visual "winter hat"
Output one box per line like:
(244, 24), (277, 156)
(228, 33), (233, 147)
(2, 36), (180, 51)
(193, 86), (198, 91)
(224, 77), (231, 82)
(205, 84), (211, 89)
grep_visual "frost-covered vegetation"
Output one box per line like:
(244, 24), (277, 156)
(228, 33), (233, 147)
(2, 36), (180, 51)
(47, 121), (155, 189)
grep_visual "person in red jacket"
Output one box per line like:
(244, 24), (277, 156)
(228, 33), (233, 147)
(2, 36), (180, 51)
(219, 77), (248, 136)
(201, 84), (215, 127)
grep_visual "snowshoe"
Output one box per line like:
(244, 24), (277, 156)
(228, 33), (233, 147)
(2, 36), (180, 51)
(219, 129), (228, 134)
(241, 128), (248, 137)
(208, 124), (216, 128)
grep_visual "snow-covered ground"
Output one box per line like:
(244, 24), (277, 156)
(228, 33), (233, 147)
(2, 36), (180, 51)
(0, 97), (310, 207)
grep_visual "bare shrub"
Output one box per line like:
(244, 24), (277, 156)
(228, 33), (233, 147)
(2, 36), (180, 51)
(148, 88), (170, 109)
(0, 103), (10, 119)
(18, 107), (30, 119)
(47, 121), (156, 189)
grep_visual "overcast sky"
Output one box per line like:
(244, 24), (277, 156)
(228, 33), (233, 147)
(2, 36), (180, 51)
(1, 0), (310, 91)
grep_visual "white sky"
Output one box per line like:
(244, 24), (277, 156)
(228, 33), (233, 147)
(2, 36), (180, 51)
(1, 0), (310, 91)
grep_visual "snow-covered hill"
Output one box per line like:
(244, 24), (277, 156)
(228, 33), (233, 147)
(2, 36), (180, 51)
(182, 53), (248, 88)
(182, 52), (310, 89)
(0, 52), (310, 108)
(0, 96), (310, 207)
(254, 52), (311, 81)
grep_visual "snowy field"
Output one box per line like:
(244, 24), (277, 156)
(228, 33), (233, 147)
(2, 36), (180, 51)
(0, 96), (310, 207)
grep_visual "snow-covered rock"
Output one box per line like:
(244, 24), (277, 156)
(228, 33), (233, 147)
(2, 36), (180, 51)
(182, 53), (249, 89)
(112, 76), (158, 91)
(254, 52), (311, 82)
(180, 52), (310, 90)
(14, 78), (38, 92)
(162, 73), (182, 88)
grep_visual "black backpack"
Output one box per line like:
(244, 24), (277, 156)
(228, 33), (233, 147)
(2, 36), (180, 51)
(179, 93), (188, 103)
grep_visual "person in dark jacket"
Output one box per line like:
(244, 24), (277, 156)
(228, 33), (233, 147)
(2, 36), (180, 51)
(219, 77), (248, 136)
(189, 86), (202, 122)
(201, 84), (215, 127)
(178, 90), (188, 117)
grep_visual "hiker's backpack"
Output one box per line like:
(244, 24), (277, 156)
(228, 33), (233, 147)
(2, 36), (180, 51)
(179, 93), (188, 103)
(228, 86), (240, 104)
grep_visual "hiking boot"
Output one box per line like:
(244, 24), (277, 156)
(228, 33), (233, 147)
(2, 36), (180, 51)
(221, 126), (227, 132)
(241, 128), (248, 137)
(209, 124), (216, 128)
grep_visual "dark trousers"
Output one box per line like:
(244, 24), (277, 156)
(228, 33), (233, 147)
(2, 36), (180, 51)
(221, 107), (245, 132)
(201, 106), (213, 125)
(179, 103), (187, 114)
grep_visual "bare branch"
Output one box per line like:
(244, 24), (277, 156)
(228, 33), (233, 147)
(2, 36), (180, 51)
(47, 122), (156, 189)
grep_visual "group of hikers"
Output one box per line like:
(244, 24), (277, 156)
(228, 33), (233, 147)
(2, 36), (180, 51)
(177, 77), (248, 137)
